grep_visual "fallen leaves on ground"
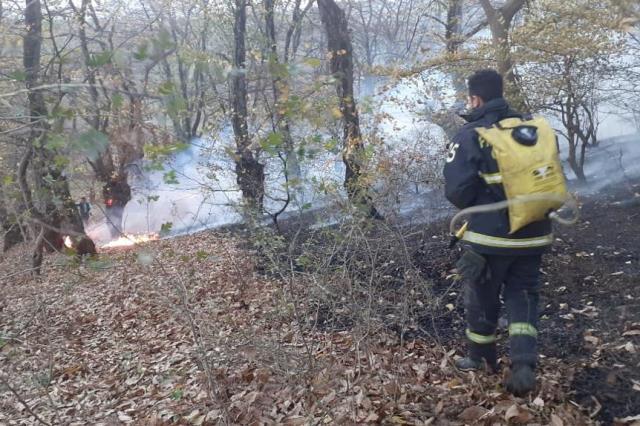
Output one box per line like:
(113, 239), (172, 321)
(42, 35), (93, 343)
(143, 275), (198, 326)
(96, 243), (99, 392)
(0, 225), (628, 425)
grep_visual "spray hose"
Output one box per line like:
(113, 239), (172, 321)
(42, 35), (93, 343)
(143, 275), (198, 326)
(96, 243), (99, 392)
(449, 193), (580, 247)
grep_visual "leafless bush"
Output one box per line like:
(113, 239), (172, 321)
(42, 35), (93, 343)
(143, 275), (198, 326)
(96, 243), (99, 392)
(251, 129), (449, 353)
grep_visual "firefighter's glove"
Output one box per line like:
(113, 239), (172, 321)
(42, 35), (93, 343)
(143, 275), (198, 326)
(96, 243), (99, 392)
(455, 250), (487, 282)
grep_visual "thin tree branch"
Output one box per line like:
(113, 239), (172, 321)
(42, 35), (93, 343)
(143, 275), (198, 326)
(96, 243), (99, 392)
(0, 375), (52, 426)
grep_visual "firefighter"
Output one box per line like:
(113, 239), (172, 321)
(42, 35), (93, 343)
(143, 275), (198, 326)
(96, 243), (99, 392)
(77, 197), (91, 224)
(443, 69), (553, 396)
(103, 175), (131, 238)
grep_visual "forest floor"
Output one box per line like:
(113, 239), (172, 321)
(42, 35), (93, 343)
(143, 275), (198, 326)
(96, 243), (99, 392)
(1, 178), (640, 425)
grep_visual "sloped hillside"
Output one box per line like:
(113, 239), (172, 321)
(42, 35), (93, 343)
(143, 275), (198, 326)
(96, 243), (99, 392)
(1, 179), (639, 425)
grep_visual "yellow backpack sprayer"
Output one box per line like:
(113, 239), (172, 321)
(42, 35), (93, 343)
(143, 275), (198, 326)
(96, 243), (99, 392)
(449, 116), (579, 247)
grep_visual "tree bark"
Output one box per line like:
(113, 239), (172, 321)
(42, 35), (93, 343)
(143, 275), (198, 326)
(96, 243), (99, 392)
(445, 0), (463, 54)
(318, 0), (381, 219)
(442, 0), (469, 98)
(0, 206), (24, 252)
(24, 0), (95, 273)
(284, 0), (315, 63)
(71, 0), (131, 234)
(264, 0), (300, 181)
(478, 0), (529, 112)
(1, 166), (28, 252)
(232, 0), (265, 211)
(74, 0), (101, 129)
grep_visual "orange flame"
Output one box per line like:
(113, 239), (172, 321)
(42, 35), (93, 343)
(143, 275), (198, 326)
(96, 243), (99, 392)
(101, 233), (159, 249)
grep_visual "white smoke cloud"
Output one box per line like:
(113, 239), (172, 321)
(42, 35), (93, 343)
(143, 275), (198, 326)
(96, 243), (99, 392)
(86, 72), (639, 245)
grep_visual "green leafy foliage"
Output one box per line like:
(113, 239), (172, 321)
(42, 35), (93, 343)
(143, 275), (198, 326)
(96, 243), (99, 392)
(163, 170), (179, 185)
(260, 132), (284, 155)
(54, 155), (70, 169)
(170, 388), (184, 401)
(133, 42), (149, 60)
(143, 143), (190, 175)
(303, 57), (322, 68)
(280, 95), (304, 119)
(158, 81), (176, 96)
(323, 137), (340, 154)
(268, 61), (289, 80)
(160, 222), (173, 236)
(42, 130), (108, 163)
(45, 134), (67, 151)
(74, 130), (110, 161)
(144, 143), (189, 161)
(87, 51), (112, 67)
(166, 96), (187, 120)
(7, 70), (26, 81)
(152, 29), (176, 53)
(193, 58), (209, 74)
(51, 106), (75, 120)
(87, 258), (114, 270)
(111, 93), (124, 109)
(295, 254), (312, 268)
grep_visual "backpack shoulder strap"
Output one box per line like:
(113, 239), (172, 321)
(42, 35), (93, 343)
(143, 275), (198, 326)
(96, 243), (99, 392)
(494, 117), (525, 130)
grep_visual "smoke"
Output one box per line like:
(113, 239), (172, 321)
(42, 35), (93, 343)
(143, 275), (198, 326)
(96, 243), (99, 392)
(86, 72), (639, 246)
(83, 72), (453, 245)
(123, 138), (242, 236)
(84, 136), (240, 245)
(568, 133), (640, 195)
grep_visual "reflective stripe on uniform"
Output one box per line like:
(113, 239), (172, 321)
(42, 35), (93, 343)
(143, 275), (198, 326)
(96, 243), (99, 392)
(462, 231), (553, 248)
(509, 322), (538, 337)
(466, 329), (496, 344)
(479, 172), (503, 184)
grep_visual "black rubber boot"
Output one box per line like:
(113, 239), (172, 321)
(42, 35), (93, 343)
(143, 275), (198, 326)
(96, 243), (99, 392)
(463, 341), (499, 373)
(455, 356), (499, 373)
(455, 357), (483, 371)
(505, 364), (536, 396)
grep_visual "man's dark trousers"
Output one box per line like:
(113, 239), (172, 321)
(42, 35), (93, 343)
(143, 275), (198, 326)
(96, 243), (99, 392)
(463, 253), (541, 368)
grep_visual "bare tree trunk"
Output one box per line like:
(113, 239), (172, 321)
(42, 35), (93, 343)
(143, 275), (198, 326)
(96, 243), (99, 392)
(478, 0), (528, 113)
(232, 0), (265, 211)
(442, 0), (468, 101)
(71, 0), (118, 185)
(264, 0), (300, 181)
(1, 164), (28, 252)
(445, 0), (463, 54)
(74, 0), (100, 128)
(0, 206), (24, 252)
(562, 96), (590, 183)
(567, 139), (587, 182)
(318, 0), (381, 219)
(24, 0), (95, 273)
(284, 0), (315, 62)
(191, 8), (210, 137)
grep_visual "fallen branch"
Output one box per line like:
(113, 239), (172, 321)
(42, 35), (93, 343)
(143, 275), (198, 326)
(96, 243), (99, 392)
(590, 395), (602, 419)
(0, 375), (52, 426)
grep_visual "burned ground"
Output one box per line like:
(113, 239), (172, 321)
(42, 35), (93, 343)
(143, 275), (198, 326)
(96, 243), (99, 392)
(410, 179), (640, 424)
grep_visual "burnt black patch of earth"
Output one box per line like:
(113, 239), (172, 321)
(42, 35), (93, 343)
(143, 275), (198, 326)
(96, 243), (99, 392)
(541, 179), (640, 422)
(409, 179), (640, 393)
(571, 351), (640, 424)
(257, 176), (640, 417)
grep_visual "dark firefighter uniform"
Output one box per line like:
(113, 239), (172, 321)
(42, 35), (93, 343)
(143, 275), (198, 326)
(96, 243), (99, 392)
(103, 179), (132, 238)
(443, 97), (552, 370)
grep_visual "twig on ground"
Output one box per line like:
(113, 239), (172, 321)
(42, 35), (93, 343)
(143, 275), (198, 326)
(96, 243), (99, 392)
(0, 375), (52, 426)
(153, 258), (231, 424)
